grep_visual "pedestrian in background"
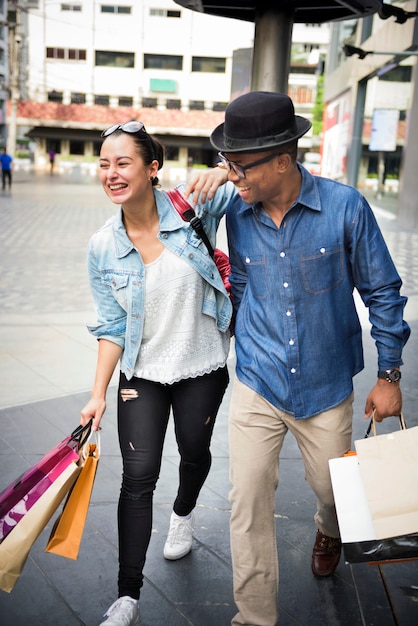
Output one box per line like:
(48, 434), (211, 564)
(80, 121), (234, 626)
(203, 91), (410, 626)
(48, 149), (56, 174)
(1, 148), (13, 191)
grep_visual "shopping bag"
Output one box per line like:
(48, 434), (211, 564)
(0, 421), (92, 542)
(46, 433), (100, 559)
(354, 417), (418, 540)
(0, 453), (78, 543)
(329, 414), (418, 564)
(0, 460), (81, 593)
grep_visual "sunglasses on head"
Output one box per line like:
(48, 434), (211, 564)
(101, 121), (147, 138)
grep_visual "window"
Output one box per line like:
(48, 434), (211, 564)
(46, 47), (86, 61)
(166, 99), (181, 110)
(69, 140), (84, 155)
(93, 141), (102, 156)
(189, 100), (205, 111)
(213, 101), (228, 112)
(144, 54), (182, 71)
(46, 139), (61, 154)
(71, 92), (86, 104)
(61, 4), (82, 10)
(150, 8), (181, 17)
(95, 95), (110, 106)
(142, 97), (157, 108)
(95, 51), (134, 68)
(378, 65), (412, 82)
(68, 49), (86, 60)
(101, 5), (131, 14)
(48, 90), (63, 103)
(291, 65), (316, 75)
(288, 85), (314, 104)
(118, 96), (133, 107)
(165, 146), (179, 160)
(192, 57), (226, 73)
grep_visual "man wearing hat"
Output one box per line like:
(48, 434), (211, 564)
(192, 91), (410, 626)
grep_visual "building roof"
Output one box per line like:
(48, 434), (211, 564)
(15, 101), (226, 139)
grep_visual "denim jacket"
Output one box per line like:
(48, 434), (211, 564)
(87, 184), (234, 380)
(227, 165), (410, 419)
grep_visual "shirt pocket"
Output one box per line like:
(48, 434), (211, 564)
(301, 244), (344, 294)
(243, 254), (268, 298)
(101, 271), (130, 309)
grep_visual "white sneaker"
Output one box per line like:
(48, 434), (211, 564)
(163, 511), (195, 560)
(100, 596), (140, 626)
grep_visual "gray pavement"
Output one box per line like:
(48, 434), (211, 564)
(1, 172), (418, 625)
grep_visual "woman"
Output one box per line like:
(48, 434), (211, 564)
(80, 121), (233, 626)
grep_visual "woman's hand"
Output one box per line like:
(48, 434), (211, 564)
(81, 396), (106, 432)
(184, 165), (229, 205)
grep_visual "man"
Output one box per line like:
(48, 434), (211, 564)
(0, 148), (13, 191)
(210, 91), (410, 626)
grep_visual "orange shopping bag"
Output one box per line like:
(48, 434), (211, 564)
(45, 433), (100, 560)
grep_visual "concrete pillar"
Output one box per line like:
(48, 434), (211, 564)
(398, 61), (418, 228)
(345, 16), (373, 189)
(346, 79), (367, 189)
(251, 6), (294, 93)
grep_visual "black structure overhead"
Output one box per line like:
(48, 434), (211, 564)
(173, 1), (383, 23)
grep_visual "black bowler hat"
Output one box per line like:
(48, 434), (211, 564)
(210, 91), (312, 154)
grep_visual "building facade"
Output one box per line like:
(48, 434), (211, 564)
(5, 0), (329, 177)
(322, 0), (418, 223)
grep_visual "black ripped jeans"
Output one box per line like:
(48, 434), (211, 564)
(116, 366), (229, 600)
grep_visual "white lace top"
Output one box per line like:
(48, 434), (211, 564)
(134, 248), (230, 384)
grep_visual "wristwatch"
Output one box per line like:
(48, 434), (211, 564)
(377, 368), (401, 383)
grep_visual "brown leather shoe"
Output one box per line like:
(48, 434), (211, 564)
(311, 530), (341, 577)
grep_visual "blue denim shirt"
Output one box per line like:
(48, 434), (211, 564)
(87, 184), (234, 380)
(227, 165), (410, 419)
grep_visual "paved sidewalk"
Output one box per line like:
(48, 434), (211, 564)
(1, 172), (418, 625)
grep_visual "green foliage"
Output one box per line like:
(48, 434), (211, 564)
(312, 74), (324, 137)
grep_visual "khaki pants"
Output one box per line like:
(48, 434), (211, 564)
(229, 377), (353, 626)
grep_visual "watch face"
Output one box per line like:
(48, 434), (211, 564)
(378, 369), (401, 382)
(388, 370), (401, 382)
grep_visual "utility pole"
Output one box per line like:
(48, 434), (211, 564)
(6, 1), (22, 157)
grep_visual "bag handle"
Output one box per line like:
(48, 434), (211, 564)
(365, 411), (406, 438)
(69, 419), (93, 450)
(166, 189), (215, 259)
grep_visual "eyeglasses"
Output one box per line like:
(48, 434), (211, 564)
(217, 150), (285, 179)
(101, 121), (147, 138)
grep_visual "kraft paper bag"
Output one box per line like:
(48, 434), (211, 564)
(0, 461), (81, 593)
(355, 424), (418, 540)
(46, 436), (100, 560)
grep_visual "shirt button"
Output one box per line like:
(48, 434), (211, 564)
(320, 247), (326, 254)
(161, 233), (168, 239)
(290, 368), (296, 374)
(283, 282), (289, 288)
(245, 256), (250, 263)
(286, 310), (291, 317)
(280, 251), (285, 258)
(289, 339), (294, 345)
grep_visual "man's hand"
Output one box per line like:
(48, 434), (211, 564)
(184, 166), (229, 205)
(364, 380), (402, 422)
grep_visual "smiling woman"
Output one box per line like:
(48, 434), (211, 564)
(80, 122), (234, 625)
